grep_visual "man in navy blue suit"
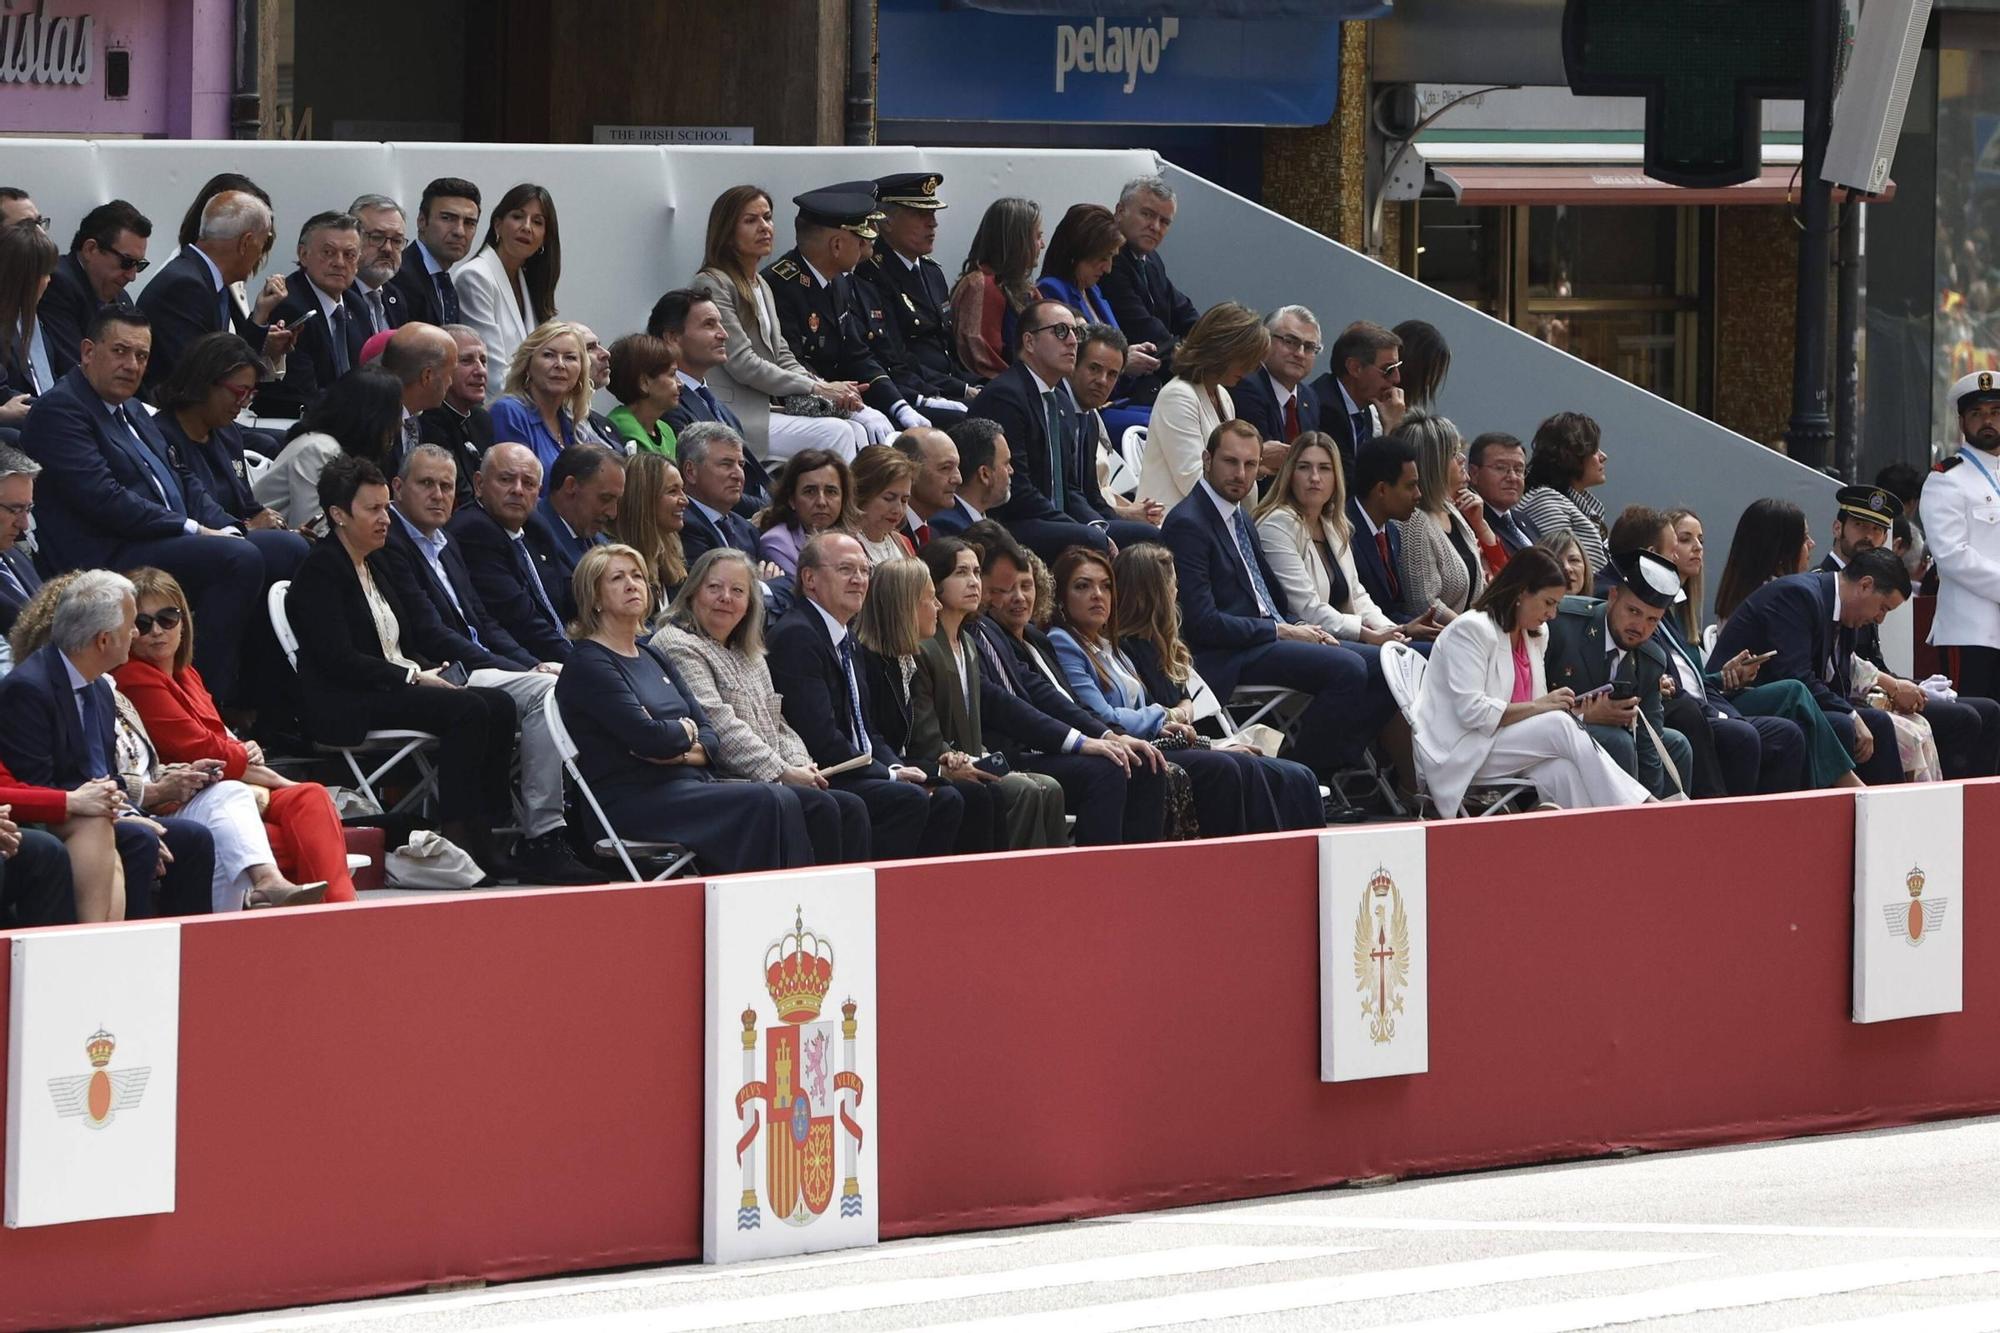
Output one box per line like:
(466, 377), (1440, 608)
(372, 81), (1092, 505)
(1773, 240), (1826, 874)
(0, 443), (44, 639)
(1309, 321), (1404, 476)
(0, 570), (215, 917)
(1230, 305), (1324, 456)
(390, 178), (480, 328)
(253, 211), (373, 418)
(21, 308), (272, 703)
(1467, 431), (1540, 557)
(37, 200), (151, 383)
(1161, 420), (1398, 779)
(1711, 549), (1909, 785)
(136, 189), (298, 395)
(650, 288), (772, 517)
(1097, 176), (1195, 400)
(932, 418), (1009, 538)
(677, 422), (794, 620)
(446, 442), (573, 664)
(1345, 435), (1430, 632)
(535, 444), (625, 619)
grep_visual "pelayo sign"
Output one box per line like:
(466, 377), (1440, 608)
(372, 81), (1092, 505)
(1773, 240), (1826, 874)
(878, 0), (1356, 126)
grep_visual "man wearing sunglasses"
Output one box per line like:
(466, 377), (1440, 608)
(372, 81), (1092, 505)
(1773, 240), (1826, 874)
(37, 200), (152, 382)
(1309, 320), (1406, 477)
(965, 298), (1117, 561)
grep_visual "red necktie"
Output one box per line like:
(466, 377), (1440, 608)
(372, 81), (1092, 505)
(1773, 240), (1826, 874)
(914, 522), (931, 548)
(1283, 394), (1300, 441)
(1376, 530), (1400, 597)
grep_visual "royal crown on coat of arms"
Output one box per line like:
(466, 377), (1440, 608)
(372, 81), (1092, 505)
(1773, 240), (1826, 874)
(765, 908), (834, 1022)
(85, 1027), (116, 1068)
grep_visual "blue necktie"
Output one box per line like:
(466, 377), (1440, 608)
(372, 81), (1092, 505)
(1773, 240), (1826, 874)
(1350, 409), (1371, 446)
(119, 407), (185, 512)
(330, 305), (351, 376)
(76, 684), (109, 780)
(1232, 507), (1282, 621)
(433, 267), (460, 324)
(215, 284), (232, 332)
(512, 535), (563, 630)
(836, 635), (868, 756)
(694, 383), (721, 420)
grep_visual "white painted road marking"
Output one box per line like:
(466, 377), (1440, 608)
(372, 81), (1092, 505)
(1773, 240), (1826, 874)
(1128, 1211), (2000, 1243)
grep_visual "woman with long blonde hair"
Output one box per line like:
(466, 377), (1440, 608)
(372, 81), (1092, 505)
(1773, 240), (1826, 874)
(489, 320), (595, 480)
(611, 451), (691, 604)
(1136, 301), (1273, 507)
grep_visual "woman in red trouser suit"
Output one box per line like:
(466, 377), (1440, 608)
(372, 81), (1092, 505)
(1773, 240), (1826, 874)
(111, 569), (357, 902)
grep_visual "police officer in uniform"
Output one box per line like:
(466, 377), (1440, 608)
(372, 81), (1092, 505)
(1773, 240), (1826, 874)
(1832, 479), (2000, 776)
(857, 172), (980, 407)
(1543, 549), (1694, 798)
(764, 185), (931, 444)
(1925, 370), (2000, 702)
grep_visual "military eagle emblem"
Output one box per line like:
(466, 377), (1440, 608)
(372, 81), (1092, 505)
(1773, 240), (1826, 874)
(1353, 866), (1411, 1045)
(47, 1027), (150, 1129)
(1884, 865), (1948, 947)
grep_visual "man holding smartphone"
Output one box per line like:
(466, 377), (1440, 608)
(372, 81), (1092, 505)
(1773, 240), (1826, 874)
(1544, 550), (1692, 798)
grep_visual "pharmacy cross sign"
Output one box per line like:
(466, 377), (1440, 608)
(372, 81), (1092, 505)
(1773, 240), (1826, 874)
(1562, 0), (1811, 189)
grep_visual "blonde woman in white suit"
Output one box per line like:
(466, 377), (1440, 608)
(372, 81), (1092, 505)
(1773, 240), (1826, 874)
(454, 183), (560, 377)
(1136, 301), (1269, 508)
(690, 184), (869, 465)
(1412, 544), (1649, 816)
(1255, 431), (1413, 644)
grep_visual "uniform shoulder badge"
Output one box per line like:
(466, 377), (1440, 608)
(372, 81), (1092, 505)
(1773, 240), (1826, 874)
(770, 258), (801, 282)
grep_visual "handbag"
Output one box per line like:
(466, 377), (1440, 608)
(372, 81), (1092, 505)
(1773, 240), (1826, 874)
(384, 829), (485, 890)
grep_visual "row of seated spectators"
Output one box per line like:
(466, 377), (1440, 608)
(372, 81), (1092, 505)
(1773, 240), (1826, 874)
(0, 171), (1983, 933)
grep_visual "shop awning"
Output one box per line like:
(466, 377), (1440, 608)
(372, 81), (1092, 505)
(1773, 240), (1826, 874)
(958, 1), (1390, 14)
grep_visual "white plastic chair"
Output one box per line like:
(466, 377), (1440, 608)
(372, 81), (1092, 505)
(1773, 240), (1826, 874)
(266, 581), (442, 817)
(1701, 623), (1720, 658)
(241, 449), (274, 491)
(1379, 640), (1533, 818)
(1120, 424), (1148, 483)
(542, 691), (696, 882)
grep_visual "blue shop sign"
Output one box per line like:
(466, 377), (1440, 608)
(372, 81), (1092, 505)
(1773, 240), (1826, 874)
(877, 0), (1386, 126)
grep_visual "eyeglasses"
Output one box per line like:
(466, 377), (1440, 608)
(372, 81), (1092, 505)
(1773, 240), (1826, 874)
(18, 216), (49, 232)
(134, 607), (184, 636)
(101, 245), (149, 273)
(1375, 359), (1403, 376)
(363, 229), (407, 251)
(0, 500), (31, 520)
(1270, 332), (1323, 357)
(214, 379), (256, 403)
(1029, 322), (1083, 342)
(1476, 462), (1526, 478)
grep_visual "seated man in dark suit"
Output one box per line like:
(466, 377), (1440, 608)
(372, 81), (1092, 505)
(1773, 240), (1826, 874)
(390, 177), (480, 328)
(1820, 484), (2000, 779)
(1161, 420), (1397, 780)
(421, 324), (496, 511)
(1067, 326), (1166, 538)
(1711, 548), (1911, 785)
(933, 418), (1010, 538)
(1466, 431), (1540, 560)
(444, 442), (572, 664)
(650, 287), (772, 517)
(677, 422), (793, 619)
(253, 211), (372, 419)
(1097, 176), (1196, 401)
(1543, 551), (1694, 798)
(969, 525), (1170, 845)
(38, 200), (151, 383)
(136, 188), (297, 395)
(1230, 305), (1324, 459)
(0, 443), (44, 637)
(766, 532), (962, 860)
(21, 308), (270, 703)
(0, 569), (214, 917)
(966, 298), (1118, 560)
(1309, 321), (1403, 476)
(536, 444), (625, 617)
(1346, 435), (1425, 627)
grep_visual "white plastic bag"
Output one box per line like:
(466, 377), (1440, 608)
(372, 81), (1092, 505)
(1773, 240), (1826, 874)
(384, 830), (484, 890)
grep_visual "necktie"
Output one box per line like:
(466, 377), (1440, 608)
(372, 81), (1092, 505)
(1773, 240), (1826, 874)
(975, 629), (1017, 697)
(1042, 390), (1066, 508)
(1376, 529), (1400, 598)
(330, 305), (351, 376)
(120, 407), (185, 511)
(1489, 508), (1522, 551)
(836, 635), (868, 755)
(1283, 394), (1300, 442)
(913, 521), (931, 548)
(24, 318), (52, 394)
(215, 284), (232, 332)
(1231, 507), (1282, 621)
(694, 383), (720, 419)
(723, 511), (759, 557)
(432, 268), (458, 324)
(77, 683), (109, 780)
(512, 535), (563, 630)
(366, 288), (387, 335)
(1351, 409), (1372, 447)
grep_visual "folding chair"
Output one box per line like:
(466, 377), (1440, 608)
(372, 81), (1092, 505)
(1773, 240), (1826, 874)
(542, 691), (697, 882)
(1226, 684), (1405, 818)
(241, 449), (274, 492)
(266, 581), (442, 817)
(1701, 623), (1720, 658)
(1379, 641), (1534, 817)
(1120, 424), (1148, 485)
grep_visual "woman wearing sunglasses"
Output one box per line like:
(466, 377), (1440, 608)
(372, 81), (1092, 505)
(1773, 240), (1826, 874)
(151, 332), (291, 534)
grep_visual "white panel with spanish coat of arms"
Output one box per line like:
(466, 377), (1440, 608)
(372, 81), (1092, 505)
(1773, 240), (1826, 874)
(705, 867), (877, 1264)
(6, 922), (180, 1228)
(1854, 785), (1963, 1023)
(1320, 826), (1429, 1082)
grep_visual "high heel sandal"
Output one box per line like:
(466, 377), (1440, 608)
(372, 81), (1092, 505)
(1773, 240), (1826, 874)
(244, 881), (331, 910)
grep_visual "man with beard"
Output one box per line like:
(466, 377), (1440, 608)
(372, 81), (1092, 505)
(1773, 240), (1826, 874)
(347, 194), (410, 333)
(1925, 371), (2000, 701)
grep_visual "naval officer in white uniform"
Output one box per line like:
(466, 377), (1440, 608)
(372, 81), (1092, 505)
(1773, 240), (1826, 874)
(1924, 369), (2000, 699)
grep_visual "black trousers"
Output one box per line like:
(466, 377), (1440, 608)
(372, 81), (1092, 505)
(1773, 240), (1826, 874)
(1948, 644), (2000, 702)
(831, 771), (963, 861)
(1830, 707), (1904, 784)
(0, 829), (75, 928)
(349, 685), (519, 821)
(1017, 751), (1167, 845)
(117, 815), (215, 917)
(1920, 694), (2000, 779)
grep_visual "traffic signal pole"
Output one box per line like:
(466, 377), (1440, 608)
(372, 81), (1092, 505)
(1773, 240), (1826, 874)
(1785, 0), (1840, 474)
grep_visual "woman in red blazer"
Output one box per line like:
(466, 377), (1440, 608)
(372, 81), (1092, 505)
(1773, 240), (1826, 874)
(111, 568), (357, 901)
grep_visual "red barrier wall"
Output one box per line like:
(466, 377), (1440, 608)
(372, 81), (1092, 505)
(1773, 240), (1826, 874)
(3, 785), (1998, 1329)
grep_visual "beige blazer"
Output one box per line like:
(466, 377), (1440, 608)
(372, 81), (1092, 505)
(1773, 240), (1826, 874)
(453, 247), (540, 380)
(689, 267), (819, 457)
(1138, 377), (1231, 509)
(1255, 505), (1398, 640)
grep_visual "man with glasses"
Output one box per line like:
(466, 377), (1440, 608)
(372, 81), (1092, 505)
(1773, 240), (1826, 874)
(966, 298), (1117, 560)
(39, 201), (152, 382)
(1466, 430), (1539, 566)
(0, 443), (42, 637)
(1232, 305), (1325, 457)
(0, 189), (39, 228)
(1309, 321), (1406, 475)
(347, 194), (410, 334)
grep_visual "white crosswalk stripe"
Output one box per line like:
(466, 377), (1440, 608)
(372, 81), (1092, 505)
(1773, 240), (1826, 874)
(925, 1249), (1697, 1332)
(1341, 1257), (2000, 1333)
(473, 1245), (1359, 1333)
(1774, 1300), (2000, 1333)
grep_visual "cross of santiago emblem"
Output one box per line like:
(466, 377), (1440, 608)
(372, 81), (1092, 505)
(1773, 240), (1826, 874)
(1352, 866), (1411, 1045)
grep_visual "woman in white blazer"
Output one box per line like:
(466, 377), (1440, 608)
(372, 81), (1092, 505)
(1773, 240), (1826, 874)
(1412, 545), (1651, 817)
(690, 184), (869, 465)
(453, 183), (560, 378)
(1255, 431), (1410, 643)
(1136, 301), (1268, 508)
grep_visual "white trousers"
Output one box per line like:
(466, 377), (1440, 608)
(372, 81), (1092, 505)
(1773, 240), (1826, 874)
(1471, 711), (1652, 812)
(179, 779), (278, 913)
(767, 412), (871, 464)
(467, 666), (563, 837)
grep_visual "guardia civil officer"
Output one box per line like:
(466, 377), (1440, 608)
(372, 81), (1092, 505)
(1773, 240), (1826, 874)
(1924, 370), (2000, 701)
